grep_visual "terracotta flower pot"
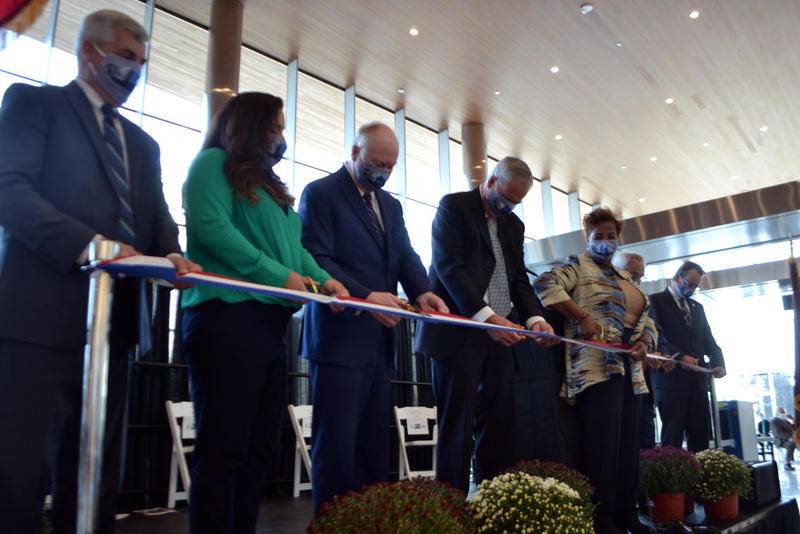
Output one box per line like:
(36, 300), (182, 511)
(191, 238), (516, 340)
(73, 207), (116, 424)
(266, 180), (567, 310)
(684, 493), (695, 516)
(703, 493), (739, 520)
(649, 492), (685, 523)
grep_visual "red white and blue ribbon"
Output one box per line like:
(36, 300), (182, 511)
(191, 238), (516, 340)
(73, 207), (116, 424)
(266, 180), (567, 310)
(96, 255), (713, 374)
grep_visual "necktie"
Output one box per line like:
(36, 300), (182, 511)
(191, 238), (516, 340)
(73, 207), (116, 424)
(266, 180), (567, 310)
(486, 218), (512, 318)
(679, 297), (693, 326)
(101, 104), (135, 245)
(362, 192), (385, 249)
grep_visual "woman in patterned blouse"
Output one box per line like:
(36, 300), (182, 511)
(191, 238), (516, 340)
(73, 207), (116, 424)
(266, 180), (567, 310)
(534, 208), (656, 534)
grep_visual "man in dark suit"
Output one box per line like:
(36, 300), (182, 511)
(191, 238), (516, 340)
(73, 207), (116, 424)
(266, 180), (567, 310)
(299, 122), (447, 514)
(415, 157), (556, 493)
(0, 10), (198, 533)
(650, 261), (725, 452)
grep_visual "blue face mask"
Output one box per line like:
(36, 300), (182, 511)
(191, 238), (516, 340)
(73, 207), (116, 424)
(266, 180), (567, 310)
(356, 158), (391, 191)
(678, 279), (696, 298)
(266, 135), (287, 168)
(486, 186), (518, 217)
(587, 239), (618, 262)
(90, 44), (141, 106)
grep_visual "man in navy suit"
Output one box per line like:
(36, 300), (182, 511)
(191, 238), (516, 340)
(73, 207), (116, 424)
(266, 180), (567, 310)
(0, 10), (198, 533)
(299, 122), (447, 514)
(649, 261), (726, 452)
(415, 157), (556, 493)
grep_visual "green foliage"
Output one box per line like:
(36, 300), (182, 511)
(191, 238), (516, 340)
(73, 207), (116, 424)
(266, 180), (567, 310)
(694, 449), (752, 502)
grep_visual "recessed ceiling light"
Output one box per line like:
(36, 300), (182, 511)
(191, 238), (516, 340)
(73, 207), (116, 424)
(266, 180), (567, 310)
(615, 41), (623, 47)
(665, 97), (674, 104)
(689, 10), (700, 19)
(730, 175), (739, 181)
(550, 65), (560, 74)
(554, 134), (563, 141)
(649, 156), (658, 162)
(580, 3), (594, 14)
(702, 142), (710, 147)
(493, 90), (501, 96)
(409, 27), (419, 36)
(638, 197), (647, 203)
(398, 88), (405, 94)
(759, 125), (768, 132)
(620, 165), (627, 170)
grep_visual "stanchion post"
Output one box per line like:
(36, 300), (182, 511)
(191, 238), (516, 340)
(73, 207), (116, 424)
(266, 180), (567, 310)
(709, 378), (722, 449)
(77, 240), (120, 534)
(788, 239), (800, 447)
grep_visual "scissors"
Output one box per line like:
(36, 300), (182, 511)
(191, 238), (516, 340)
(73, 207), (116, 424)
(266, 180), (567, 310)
(304, 276), (320, 294)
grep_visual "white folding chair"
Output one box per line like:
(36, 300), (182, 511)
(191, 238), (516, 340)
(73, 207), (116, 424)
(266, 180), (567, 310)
(394, 406), (437, 479)
(165, 400), (195, 508)
(287, 404), (313, 497)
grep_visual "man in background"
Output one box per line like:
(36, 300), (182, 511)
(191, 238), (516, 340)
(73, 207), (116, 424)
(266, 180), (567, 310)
(771, 407), (796, 470)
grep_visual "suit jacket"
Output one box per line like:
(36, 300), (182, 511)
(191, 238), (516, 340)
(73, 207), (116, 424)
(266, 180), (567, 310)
(0, 82), (180, 349)
(649, 288), (725, 392)
(415, 189), (543, 358)
(299, 166), (431, 368)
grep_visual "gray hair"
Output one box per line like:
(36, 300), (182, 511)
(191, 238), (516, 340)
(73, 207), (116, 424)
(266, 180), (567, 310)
(354, 121), (397, 150)
(612, 251), (645, 270)
(492, 157), (534, 185)
(76, 10), (148, 56)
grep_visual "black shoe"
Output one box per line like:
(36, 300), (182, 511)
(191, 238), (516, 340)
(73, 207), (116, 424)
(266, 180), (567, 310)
(785, 463), (795, 471)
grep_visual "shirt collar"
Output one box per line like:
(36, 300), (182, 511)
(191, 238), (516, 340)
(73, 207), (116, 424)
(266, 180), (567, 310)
(345, 159), (369, 197)
(668, 283), (685, 303)
(75, 78), (108, 113)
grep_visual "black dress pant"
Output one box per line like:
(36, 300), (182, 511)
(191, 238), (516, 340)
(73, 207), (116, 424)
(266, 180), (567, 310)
(432, 335), (517, 493)
(182, 299), (291, 534)
(576, 359), (641, 531)
(640, 396), (656, 450)
(0, 339), (129, 534)
(656, 384), (710, 452)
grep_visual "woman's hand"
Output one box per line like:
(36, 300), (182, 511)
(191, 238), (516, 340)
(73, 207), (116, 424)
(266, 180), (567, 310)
(283, 272), (308, 292)
(322, 279), (349, 313)
(629, 341), (647, 362)
(578, 314), (599, 340)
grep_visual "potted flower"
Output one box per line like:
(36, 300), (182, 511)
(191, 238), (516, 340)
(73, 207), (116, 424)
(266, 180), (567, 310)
(307, 478), (473, 533)
(508, 459), (594, 506)
(468, 471), (594, 533)
(640, 447), (700, 522)
(694, 449), (752, 520)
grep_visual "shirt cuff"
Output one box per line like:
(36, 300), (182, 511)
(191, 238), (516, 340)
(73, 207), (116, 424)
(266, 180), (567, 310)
(525, 316), (546, 329)
(77, 234), (104, 265)
(471, 306), (495, 323)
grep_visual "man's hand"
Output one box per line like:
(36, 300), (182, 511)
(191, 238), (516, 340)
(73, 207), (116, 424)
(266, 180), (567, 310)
(322, 279), (349, 313)
(415, 292), (449, 313)
(628, 341), (647, 362)
(578, 314), (600, 340)
(166, 253), (202, 289)
(486, 314), (525, 347)
(283, 272), (309, 292)
(367, 291), (405, 328)
(119, 243), (140, 258)
(679, 354), (699, 368)
(529, 320), (559, 347)
(712, 366), (727, 379)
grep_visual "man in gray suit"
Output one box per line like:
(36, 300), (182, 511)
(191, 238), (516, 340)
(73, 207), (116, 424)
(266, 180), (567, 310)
(0, 10), (199, 533)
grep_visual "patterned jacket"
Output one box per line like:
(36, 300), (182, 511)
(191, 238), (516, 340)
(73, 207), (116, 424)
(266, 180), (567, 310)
(533, 253), (657, 403)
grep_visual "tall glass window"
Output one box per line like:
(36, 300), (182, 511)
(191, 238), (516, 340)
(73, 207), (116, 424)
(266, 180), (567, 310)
(405, 200), (437, 269)
(522, 180), (545, 240)
(552, 189), (572, 236)
(405, 121), (440, 206)
(0, 0), (52, 84)
(449, 140), (468, 194)
(239, 47), (287, 99)
(295, 73), (344, 177)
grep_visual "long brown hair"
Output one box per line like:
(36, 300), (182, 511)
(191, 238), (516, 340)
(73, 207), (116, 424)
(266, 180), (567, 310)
(203, 92), (294, 208)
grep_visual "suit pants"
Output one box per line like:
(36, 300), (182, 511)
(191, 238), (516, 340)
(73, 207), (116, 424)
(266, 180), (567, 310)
(0, 338), (129, 534)
(655, 385), (710, 452)
(309, 329), (392, 515)
(640, 396), (656, 450)
(576, 361), (641, 530)
(432, 336), (516, 493)
(182, 299), (291, 534)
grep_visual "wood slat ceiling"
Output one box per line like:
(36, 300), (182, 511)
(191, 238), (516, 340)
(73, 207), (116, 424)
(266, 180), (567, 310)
(156, 0), (800, 216)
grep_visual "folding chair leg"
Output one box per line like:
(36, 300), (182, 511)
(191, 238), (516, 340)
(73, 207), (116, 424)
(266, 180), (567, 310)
(293, 447), (301, 498)
(168, 450), (178, 509)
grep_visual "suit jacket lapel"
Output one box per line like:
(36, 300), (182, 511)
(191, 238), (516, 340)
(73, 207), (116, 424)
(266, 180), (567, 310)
(470, 188), (492, 251)
(334, 168), (385, 250)
(375, 191), (394, 254)
(64, 82), (124, 200)
(120, 119), (140, 211)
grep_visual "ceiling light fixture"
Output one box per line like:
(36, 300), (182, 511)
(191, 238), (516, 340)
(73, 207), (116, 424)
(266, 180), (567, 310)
(550, 65), (560, 73)
(665, 97), (674, 104)
(398, 88), (405, 94)
(703, 142), (710, 147)
(554, 134), (563, 141)
(759, 125), (768, 132)
(638, 197), (647, 203)
(616, 41), (623, 47)
(649, 156), (658, 162)
(493, 90), (501, 95)
(580, 3), (594, 14)
(620, 165), (627, 170)
(409, 27), (419, 36)
(730, 175), (738, 181)
(689, 10), (700, 19)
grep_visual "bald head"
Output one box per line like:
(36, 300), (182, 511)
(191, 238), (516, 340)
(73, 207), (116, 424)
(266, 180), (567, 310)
(351, 122), (399, 172)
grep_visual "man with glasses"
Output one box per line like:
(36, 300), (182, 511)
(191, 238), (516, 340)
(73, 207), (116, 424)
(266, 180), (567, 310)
(649, 261), (726, 452)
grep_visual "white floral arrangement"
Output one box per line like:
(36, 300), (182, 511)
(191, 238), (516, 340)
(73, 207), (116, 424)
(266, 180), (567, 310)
(468, 472), (594, 533)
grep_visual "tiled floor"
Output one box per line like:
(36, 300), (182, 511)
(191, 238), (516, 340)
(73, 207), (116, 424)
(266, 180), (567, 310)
(114, 464), (800, 534)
